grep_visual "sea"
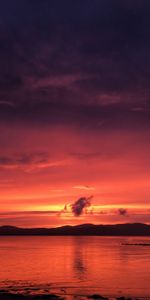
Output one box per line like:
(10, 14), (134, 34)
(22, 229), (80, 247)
(0, 236), (150, 299)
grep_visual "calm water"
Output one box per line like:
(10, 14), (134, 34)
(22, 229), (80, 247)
(0, 236), (150, 298)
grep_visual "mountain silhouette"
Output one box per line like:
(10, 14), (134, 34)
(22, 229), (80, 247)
(0, 223), (149, 236)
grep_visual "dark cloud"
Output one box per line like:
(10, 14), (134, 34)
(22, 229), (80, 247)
(0, 100), (150, 130)
(0, 152), (62, 170)
(118, 208), (128, 216)
(0, 1), (150, 128)
(71, 196), (93, 216)
(0, 152), (47, 165)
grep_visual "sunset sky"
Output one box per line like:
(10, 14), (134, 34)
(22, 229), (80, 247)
(0, 0), (150, 227)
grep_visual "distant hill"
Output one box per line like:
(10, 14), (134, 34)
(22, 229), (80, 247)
(0, 223), (150, 236)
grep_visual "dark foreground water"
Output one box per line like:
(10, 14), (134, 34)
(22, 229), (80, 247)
(0, 236), (150, 299)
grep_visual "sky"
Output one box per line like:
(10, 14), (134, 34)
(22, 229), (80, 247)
(0, 0), (150, 227)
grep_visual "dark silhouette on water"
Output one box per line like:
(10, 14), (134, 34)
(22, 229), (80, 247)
(122, 243), (150, 246)
(0, 223), (149, 236)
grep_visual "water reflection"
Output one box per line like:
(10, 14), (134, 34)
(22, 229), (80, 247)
(73, 237), (87, 280)
(0, 236), (149, 297)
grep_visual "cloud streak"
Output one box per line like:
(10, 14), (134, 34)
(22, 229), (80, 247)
(73, 186), (95, 191)
(0, 153), (66, 171)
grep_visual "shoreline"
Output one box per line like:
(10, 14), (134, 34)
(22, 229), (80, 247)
(0, 290), (149, 300)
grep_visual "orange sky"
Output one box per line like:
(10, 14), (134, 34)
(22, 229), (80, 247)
(0, 123), (149, 227)
(0, 1), (150, 227)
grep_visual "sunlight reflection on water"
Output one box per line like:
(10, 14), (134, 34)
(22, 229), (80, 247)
(0, 236), (150, 298)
